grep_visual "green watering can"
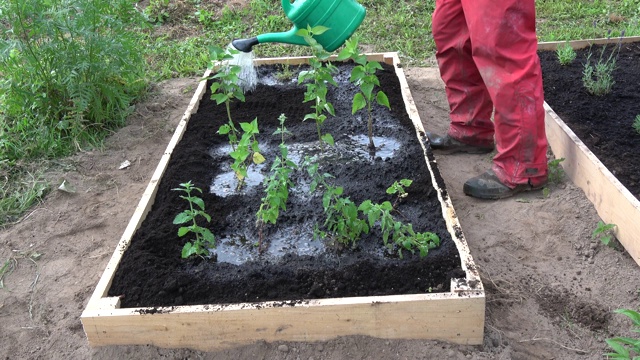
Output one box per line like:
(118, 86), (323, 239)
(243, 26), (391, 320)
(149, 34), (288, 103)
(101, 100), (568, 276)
(232, 0), (366, 52)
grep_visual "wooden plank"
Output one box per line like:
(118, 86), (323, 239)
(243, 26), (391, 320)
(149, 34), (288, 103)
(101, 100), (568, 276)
(83, 293), (485, 350)
(81, 53), (485, 349)
(537, 36), (640, 51)
(387, 53), (482, 288)
(544, 104), (640, 266)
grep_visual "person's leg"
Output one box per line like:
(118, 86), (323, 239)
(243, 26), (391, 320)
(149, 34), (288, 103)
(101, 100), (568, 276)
(431, 0), (494, 148)
(461, 0), (548, 190)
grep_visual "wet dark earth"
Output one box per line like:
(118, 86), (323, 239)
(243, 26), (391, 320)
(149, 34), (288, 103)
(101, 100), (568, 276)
(108, 62), (465, 308)
(539, 40), (640, 199)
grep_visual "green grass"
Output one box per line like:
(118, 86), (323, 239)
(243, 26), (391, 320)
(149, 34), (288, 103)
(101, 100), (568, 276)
(2, 0), (640, 228)
(0, 161), (48, 227)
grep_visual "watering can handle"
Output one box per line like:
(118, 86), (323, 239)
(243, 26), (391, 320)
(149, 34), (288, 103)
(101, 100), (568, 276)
(281, 0), (293, 16)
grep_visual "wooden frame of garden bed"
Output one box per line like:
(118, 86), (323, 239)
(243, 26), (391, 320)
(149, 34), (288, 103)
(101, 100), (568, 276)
(81, 53), (485, 351)
(538, 37), (640, 267)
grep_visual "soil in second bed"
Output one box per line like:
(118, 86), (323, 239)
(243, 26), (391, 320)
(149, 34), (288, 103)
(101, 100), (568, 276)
(539, 40), (640, 199)
(108, 62), (464, 308)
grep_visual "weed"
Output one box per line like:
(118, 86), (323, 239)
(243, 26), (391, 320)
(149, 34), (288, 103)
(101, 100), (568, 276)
(556, 42), (577, 65)
(548, 158), (566, 185)
(297, 25), (338, 147)
(142, 0), (171, 24)
(633, 115), (640, 135)
(592, 220), (617, 247)
(0, 258), (16, 289)
(0, 0), (148, 161)
(275, 62), (296, 82)
(172, 181), (216, 259)
(337, 36), (391, 150)
(256, 114), (296, 244)
(0, 162), (48, 227)
(605, 308), (640, 359)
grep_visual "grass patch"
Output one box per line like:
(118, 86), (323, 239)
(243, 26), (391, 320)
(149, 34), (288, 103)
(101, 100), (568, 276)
(0, 161), (48, 228)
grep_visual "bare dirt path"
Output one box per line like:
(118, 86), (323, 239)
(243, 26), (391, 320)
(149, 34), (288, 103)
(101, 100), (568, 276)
(1, 68), (639, 360)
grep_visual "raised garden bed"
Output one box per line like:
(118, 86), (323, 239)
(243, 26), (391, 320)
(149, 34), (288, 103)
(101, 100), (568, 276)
(80, 53), (485, 350)
(538, 37), (640, 266)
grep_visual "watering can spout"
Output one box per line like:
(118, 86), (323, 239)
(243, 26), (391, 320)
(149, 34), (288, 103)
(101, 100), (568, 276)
(232, 37), (260, 53)
(232, 0), (365, 53)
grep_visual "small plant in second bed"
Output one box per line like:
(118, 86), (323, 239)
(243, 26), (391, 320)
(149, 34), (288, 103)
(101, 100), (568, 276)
(633, 115), (640, 135)
(173, 181), (216, 259)
(556, 42), (576, 66)
(337, 36), (391, 151)
(582, 31), (624, 96)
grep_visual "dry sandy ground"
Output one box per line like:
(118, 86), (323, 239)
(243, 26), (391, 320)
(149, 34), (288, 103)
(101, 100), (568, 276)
(0, 67), (639, 360)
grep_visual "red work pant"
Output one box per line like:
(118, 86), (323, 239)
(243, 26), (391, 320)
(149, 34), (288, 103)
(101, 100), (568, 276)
(432, 0), (548, 187)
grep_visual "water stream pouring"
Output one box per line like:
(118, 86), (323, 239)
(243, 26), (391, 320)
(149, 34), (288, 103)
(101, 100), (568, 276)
(232, 0), (366, 53)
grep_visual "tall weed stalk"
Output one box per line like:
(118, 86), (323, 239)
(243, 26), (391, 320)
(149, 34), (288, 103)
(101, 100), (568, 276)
(0, 0), (148, 161)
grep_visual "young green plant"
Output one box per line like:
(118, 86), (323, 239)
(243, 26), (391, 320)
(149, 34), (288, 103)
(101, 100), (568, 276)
(592, 220), (617, 247)
(296, 25), (338, 147)
(208, 45), (245, 152)
(605, 308), (640, 359)
(582, 31), (624, 96)
(337, 36), (391, 150)
(256, 114), (297, 248)
(172, 181), (216, 259)
(229, 118), (266, 189)
(207, 46), (265, 188)
(304, 157), (369, 246)
(359, 179), (440, 258)
(633, 115), (640, 135)
(556, 42), (577, 65)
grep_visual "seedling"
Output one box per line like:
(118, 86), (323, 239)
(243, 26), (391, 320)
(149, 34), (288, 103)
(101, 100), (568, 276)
(541, 158), (566, 198)
(172, 181), (216, 259)
(256, 114), (297, 248)
(304, 156), (369, 245)
(297, 25), (338, 147)
(633, 115), (640, 135)
(592, 220), (617, 247)
(359, 179), (440, 258)
(223, 118), (266, 189)
(207, 45), (245, 152)
(337, 36), (391, 150)
(548, 158), (566, 185)
(582, 31), (624, 96)
(605, 308), (640, 359)
(556, 42), (577, 65)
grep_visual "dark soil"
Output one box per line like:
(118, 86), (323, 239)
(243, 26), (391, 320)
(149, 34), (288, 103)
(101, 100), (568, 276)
(108, 62), (464, 308)
(539, 40), (640, 199)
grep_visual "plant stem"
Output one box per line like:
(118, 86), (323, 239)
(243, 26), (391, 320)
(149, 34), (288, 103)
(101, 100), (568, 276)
(367, 102), (375, 149)
(225, 100), (237, 151)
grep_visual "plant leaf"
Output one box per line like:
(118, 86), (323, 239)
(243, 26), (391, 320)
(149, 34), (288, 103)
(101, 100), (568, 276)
(352, 93), (366, 114)
(173, 212), (192, 224)
(253, 152), (266, 164)
(376, 91), (391, 109)
(321, 133), (334, 146)
(177, 226), (190, 237)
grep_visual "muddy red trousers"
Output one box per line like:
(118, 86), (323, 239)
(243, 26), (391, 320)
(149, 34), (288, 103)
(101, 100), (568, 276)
(432, 0), (548, 187)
